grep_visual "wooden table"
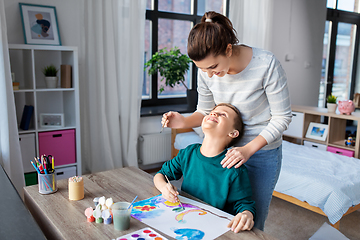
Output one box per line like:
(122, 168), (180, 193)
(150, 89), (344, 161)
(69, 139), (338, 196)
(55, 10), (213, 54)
(24, 167), (278, 240)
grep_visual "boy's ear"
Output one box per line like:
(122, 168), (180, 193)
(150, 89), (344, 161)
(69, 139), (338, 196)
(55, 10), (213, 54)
(228, 130), (239, 138)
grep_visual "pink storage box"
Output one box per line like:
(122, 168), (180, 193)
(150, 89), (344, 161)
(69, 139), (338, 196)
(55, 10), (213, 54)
(39, 129), (76, 166)
(327, 146), (354, 157)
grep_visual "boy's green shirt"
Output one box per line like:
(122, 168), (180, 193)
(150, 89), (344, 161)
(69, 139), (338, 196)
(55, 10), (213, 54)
(158, 144), (256, 218)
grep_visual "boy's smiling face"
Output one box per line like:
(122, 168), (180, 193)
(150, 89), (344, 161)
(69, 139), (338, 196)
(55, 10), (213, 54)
(201, 105), (239, 139)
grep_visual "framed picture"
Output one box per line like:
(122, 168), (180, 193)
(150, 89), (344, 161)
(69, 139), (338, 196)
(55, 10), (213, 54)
(305, 122), (329, 141)
(19, 3), (61, 45)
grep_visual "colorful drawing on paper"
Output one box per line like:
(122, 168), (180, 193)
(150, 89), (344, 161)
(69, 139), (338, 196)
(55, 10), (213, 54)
(131, 195), (233, 240)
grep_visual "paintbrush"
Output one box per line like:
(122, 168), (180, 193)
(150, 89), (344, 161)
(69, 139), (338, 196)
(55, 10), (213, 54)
(160, 122), (165, 133)
(160, 115), (168, 133)
(160, 121), (166, 133)
(165, 175), (184, 210)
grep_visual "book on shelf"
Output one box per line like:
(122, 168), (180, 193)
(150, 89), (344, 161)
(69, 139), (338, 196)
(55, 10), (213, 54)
(20, 105), (34, 130)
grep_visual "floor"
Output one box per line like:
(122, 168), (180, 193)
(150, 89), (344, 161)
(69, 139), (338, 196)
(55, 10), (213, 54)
(148, 172), (360, 240)
(265, 197), (360, 240)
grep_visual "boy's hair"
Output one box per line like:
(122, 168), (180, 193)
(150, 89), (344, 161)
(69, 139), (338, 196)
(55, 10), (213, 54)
(213, 103), (244, 148)
(187, 11), (239, 61)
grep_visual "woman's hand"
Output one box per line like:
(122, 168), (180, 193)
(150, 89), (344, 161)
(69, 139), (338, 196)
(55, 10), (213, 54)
(221, 135), (268, 168)
(221, 146), (251, 168)
(227, 210), (254, 233)
(161, 111), (185, 129)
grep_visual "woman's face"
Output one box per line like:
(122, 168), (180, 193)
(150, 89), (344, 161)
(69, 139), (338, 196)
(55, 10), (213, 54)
(193, 53), (231, 78)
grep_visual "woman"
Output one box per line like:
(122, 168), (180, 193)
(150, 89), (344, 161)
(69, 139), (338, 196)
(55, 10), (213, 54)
(162, 11), (292, 231)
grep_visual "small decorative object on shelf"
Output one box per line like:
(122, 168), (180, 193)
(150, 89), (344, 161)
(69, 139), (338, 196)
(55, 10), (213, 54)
(345, 136), (356, 146)
(11, 72), (19, 90)
(326, 94), (337, 113)
(42, 64), (59, 88)
(305, 122), (329, 141)
(12, 82), (20, 90)
(60, 65), (72, 88)
(39, 113), (64, 128)
(338, 100), (355, 115)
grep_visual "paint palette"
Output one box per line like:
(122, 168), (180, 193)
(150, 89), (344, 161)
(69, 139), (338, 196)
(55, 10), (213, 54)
(113, 227), (168, 240)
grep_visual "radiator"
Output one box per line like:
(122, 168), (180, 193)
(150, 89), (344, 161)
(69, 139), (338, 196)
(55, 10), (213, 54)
(138, 133), (171, 165)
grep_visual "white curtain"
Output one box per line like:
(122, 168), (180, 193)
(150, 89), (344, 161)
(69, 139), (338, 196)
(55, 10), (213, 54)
(80, 0), (145, 173)
(229, 0), (274, 50)
(0, 0), (25, 195)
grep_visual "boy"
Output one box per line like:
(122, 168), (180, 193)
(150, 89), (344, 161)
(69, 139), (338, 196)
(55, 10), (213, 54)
(154, 103), (256, 233)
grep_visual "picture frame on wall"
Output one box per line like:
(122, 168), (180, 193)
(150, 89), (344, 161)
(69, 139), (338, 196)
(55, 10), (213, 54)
(19, 3), (61, 45)
(305, 122), (329, 141)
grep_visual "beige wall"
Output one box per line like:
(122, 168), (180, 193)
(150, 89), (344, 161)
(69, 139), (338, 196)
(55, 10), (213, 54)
(270, 0), (327, 107)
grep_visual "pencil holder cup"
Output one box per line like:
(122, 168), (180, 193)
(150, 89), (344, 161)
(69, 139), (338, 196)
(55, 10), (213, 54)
(38, 171), (57, 194)
(68, 176), (84, 201)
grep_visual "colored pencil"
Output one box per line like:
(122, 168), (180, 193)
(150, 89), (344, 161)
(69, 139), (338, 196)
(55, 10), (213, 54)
(51, 156), (55, 189)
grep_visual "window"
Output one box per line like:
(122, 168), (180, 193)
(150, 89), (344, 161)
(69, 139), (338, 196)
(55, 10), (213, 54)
(319, 0), (360, 107)
(143, 0), (229, 108)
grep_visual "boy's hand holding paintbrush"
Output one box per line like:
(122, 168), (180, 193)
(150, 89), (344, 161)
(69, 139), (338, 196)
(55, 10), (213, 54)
(154, 174), (184, 209)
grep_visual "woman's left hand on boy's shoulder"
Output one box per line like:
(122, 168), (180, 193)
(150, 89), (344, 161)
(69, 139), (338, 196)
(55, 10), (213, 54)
(227, 210), (254, 233)
(221, 146), (251, 168)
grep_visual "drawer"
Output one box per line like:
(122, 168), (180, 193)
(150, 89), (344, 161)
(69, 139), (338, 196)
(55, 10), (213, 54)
(19, 133), (36, 173)
(55, 166), (77, 180)
(327, 146), (354, 157)
(39, 129), (76, 166)
(283, 112), (304, 138)
(303, 141), (327, 151)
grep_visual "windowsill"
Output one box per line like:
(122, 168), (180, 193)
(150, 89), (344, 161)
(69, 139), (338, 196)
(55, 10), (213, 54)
(141, 104), (194, 117)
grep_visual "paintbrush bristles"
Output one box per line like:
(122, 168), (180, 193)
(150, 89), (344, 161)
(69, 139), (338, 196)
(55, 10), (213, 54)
(160, 122), (165, 133)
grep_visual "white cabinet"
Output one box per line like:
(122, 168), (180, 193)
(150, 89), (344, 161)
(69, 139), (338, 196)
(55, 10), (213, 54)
(19, 133), (36, 173)
(9, 44), (81, 179)
(283, 111), (304, 138)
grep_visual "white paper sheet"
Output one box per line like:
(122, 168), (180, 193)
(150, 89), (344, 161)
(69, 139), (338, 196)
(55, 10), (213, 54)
(309, 222), (349, 240)
(131, 195), (233, 240)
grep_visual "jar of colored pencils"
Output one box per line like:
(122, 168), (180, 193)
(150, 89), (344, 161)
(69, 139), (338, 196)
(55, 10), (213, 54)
(38, 171), (57, 194)
(68, 176), (84, 201)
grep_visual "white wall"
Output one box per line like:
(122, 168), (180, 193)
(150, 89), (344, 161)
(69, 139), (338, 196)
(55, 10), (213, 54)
(4, 0), (328, 165)
(4, 0), (328, 111)
(270, 0), (327, 107)
(4, 0), (82, 47)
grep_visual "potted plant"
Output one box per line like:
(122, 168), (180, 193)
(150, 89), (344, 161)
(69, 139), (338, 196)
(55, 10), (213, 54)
(42, 64), (59, 88)
(327, 94), (337, 113)
(145, 47), (196, 109)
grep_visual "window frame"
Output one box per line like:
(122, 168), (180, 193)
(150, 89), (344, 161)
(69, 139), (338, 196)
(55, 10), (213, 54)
(142, 0), (230, 108)
(322, 3), (360, 107)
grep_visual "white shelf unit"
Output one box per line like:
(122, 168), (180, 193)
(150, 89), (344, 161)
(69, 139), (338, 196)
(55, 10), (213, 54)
(9, 44), (81, 180)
